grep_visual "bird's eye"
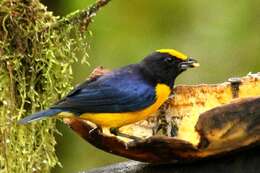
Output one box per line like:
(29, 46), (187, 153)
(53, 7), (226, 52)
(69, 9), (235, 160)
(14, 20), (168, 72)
(164, 57), (174, 63)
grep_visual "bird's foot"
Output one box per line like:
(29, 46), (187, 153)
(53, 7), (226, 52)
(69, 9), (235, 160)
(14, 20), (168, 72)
(109, 127), (142, 141)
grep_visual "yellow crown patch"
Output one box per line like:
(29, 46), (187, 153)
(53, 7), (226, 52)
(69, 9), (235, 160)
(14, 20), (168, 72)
(156, 49), (188, 60)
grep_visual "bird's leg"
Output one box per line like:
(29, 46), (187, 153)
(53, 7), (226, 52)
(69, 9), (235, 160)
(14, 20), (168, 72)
(109, 127), (142, 141)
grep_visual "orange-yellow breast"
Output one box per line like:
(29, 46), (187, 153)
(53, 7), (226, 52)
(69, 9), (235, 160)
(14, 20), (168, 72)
(79, 84), (171, 128)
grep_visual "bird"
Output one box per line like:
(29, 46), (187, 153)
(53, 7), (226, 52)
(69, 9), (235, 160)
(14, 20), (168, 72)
(19, 49), (199, 138)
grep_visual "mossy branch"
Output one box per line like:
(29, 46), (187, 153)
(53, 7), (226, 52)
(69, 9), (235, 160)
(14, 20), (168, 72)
(52, 0), (111, 32)
(37, 0), (111, 35)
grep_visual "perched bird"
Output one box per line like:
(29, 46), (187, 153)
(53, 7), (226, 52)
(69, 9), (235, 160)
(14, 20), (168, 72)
(19, 49), (199, 138)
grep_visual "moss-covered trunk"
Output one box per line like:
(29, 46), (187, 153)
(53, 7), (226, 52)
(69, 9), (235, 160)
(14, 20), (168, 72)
(0, 0), (73, 172)
(0, 0), (110, 172)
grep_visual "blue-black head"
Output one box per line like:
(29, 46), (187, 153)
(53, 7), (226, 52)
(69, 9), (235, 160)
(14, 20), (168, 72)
(140, 49), (199, 87)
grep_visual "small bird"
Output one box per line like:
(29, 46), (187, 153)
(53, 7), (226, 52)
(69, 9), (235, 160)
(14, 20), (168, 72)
(19, 49), (199, 138)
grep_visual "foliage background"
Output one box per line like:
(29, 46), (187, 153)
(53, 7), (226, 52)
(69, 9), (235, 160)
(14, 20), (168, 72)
(41, 0), (260, 173)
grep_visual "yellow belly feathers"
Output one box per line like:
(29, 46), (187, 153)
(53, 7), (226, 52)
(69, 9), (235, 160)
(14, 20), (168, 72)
(61, 84), (171, 128)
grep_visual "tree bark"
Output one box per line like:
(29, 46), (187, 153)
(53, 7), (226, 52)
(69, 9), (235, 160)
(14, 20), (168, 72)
(85, 145), (260, 173)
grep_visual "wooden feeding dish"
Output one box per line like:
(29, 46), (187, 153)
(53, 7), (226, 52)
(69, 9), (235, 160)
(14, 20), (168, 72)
(64, 68), (260, 163)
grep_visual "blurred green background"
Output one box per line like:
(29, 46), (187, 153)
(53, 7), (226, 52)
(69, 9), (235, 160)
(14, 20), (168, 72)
(41, 0), (260, 172)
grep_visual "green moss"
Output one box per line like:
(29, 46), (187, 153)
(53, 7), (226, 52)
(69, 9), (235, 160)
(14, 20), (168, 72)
(0, 0), (89, 172)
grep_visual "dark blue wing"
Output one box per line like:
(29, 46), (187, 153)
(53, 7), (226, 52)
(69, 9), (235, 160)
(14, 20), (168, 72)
(52, 66), (156, 114)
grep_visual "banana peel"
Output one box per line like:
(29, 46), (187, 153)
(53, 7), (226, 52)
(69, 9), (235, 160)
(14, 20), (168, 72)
(64, 68), (260, 163)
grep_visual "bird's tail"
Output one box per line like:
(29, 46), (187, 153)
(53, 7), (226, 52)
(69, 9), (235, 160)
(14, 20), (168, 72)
(18, 108), (62, 124)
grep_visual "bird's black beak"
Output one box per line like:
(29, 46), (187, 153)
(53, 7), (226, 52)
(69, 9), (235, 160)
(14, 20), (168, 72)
(179, 57), (200, 70)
